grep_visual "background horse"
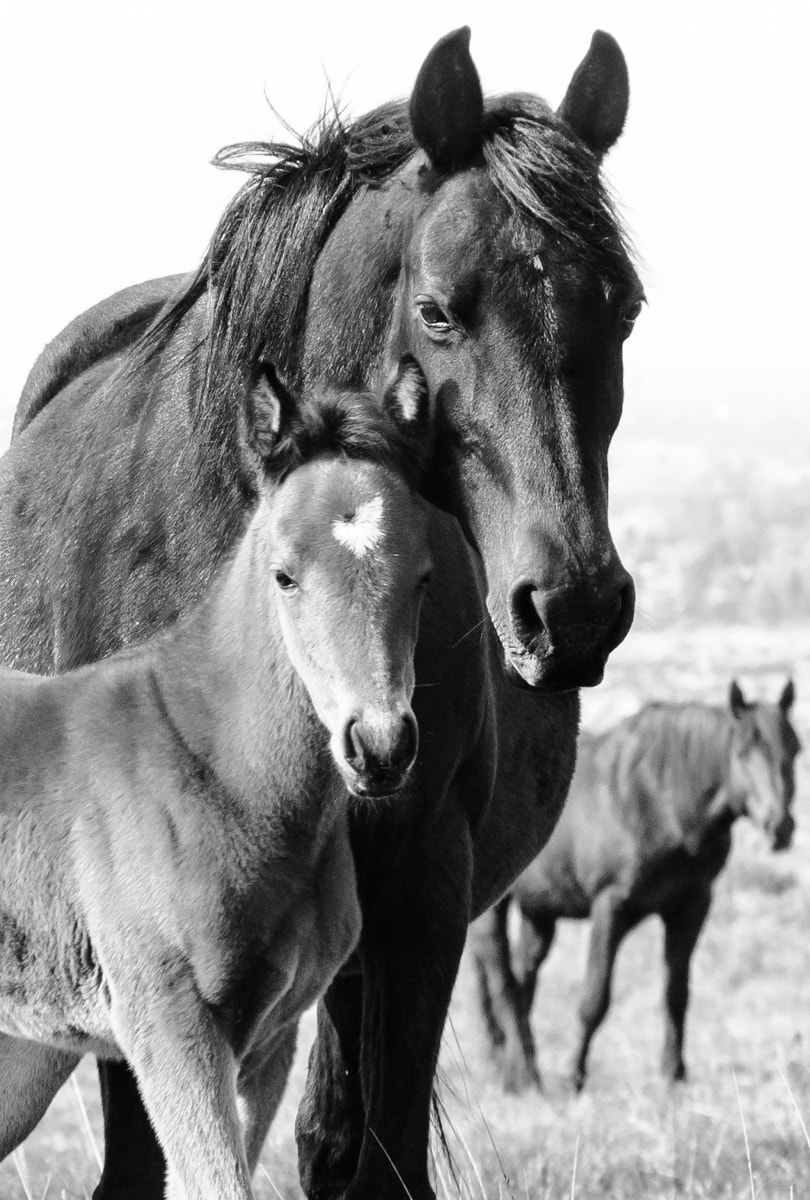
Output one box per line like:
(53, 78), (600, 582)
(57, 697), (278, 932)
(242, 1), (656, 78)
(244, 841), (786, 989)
(1, 26), (640, 1200)
(0, 360), (432, 1200)
(472, 680), (801, 1093)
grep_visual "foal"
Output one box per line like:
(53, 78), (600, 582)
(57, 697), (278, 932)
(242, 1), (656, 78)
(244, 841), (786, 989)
(472, 679), (801, 1092)
(0, 358), (432, 1198)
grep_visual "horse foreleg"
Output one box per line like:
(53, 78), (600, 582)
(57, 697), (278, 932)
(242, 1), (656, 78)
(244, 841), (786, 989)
(570, 889), (632, 1091)
(0, 1035), (79, 1158)
(468, 898), (540, 1093)
(660, 887), (712, 1082)
(108, 969), (251, 1200)
(296, 968), (365, 1200)
(345, 813), (473, 1200)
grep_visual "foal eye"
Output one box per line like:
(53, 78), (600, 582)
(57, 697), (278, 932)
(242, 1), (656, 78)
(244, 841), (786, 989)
(416, 300), (453, 335)
(274, 571), (298, 592)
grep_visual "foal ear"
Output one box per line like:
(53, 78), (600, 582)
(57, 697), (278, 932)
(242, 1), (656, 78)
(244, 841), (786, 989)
(410, 27), (484, 173)
(729, 679), (750, 719)
(244, 362), (294, 463)
(557, 31), (629, 158)
(383, 355), (429, 435)
(779, 678), (796, 713)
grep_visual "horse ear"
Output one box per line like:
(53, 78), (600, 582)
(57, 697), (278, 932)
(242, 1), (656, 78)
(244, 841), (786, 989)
(383, 355), (429, 431)
(729, 679), (749, 718)
(383, 355), (431, 470)
(557, 31), (629, 158)
(244, 362), (294, 463)
(780, 678), (796, 713)
(409, 27), (484, 173)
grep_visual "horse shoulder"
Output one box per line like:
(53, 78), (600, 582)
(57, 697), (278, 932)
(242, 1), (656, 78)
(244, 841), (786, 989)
(13, 274), (192, 440)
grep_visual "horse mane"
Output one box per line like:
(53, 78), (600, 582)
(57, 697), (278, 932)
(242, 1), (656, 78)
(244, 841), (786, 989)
(591, 701), (734, 798)
(261, 387), (420, 486)
(134, 92), (634, 477)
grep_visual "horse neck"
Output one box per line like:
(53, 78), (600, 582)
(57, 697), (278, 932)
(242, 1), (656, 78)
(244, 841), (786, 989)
(151, 510), (333, 824)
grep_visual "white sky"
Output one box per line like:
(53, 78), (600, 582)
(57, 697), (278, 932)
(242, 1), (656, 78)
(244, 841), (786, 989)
(1, 0), (808, 443)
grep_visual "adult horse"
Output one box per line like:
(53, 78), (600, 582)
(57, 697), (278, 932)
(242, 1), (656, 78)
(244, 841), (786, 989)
(2, 27), (642, 1200)
(472, 680), (801, 1093)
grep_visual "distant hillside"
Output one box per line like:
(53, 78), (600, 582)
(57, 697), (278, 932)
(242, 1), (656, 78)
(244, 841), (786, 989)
(611, 363), (810, 627)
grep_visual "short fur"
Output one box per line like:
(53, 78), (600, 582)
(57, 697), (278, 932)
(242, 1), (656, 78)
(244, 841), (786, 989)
(0, 378), (431, 1200)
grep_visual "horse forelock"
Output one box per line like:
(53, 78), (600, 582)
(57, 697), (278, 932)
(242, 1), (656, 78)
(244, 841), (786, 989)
(130, 92), (634, 482)
(263, 390), (417, 487)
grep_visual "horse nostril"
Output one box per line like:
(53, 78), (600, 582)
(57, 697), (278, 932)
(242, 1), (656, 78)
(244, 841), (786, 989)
(509, 580), (545, 645)
(604, 578), (636, 655)
(343, 717), (362, 766)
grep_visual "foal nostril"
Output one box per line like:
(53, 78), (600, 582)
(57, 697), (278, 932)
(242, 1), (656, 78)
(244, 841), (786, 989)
(391, 711), (419, 770)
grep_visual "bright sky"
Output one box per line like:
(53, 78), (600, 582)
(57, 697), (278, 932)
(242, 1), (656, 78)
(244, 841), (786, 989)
(1, 0), (808, 443)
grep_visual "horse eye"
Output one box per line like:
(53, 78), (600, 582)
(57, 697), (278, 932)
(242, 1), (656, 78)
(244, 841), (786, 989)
(418, 570), (433, 591)
(417, 300), (452, 334)
(274, 570), (298, 592)
(622, 298), (643, 333)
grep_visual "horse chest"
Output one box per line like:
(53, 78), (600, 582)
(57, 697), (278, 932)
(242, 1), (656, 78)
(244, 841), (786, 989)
(203, 821), (362, 1061)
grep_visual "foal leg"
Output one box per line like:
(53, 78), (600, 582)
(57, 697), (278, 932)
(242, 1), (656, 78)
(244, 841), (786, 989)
(108, 969), (251, 1200)
(570, 889), (632, 1092)
(236, 1022), (299, 1174)
(468, 899), (539, 1093)
(0, 1035), (79, 1156)
(660, 887), (712, 1082)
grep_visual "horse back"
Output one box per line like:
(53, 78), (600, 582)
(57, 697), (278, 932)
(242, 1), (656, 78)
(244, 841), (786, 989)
(13, 275), (191, 441)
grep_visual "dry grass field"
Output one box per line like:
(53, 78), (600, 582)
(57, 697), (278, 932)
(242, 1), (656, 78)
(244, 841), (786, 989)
(4, 626), (809, 1200)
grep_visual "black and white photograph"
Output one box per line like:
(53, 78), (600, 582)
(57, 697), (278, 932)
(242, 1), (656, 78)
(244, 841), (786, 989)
(1, 1), (808, 1197)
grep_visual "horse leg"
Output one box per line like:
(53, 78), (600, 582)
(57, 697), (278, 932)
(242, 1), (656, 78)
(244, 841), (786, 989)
(296, 968), (365, 1200)
(108, 969), (252, 1200)
(513, 909), (556, 1017)
(342, 812), (473, 1200)
(468, 898), (540, 1093)
(0, 1035), (79, 1156)
(660, 887), (712, 1082)
(570, 889), (631, 1091)
(236, 1022), (299, 1174)
(93, 1061), (167, 1200)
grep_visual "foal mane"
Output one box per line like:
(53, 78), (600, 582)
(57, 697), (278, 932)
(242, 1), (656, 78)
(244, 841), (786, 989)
(135, 92), (634, 476)
(261, 387), (420, 486)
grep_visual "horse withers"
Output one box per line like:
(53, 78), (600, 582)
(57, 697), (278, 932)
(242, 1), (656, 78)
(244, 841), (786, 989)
(472, 680), (801, 1092)
(0, 359), (432, 1200)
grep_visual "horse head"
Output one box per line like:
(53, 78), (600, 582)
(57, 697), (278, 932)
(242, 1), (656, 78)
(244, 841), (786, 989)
(242, 357), (432, 799)
(303, 28), (641, 691)
(727, 679), (801, 851)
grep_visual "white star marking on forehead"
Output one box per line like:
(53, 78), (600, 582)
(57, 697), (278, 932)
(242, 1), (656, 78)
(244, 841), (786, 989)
(332, 494), (385, 558)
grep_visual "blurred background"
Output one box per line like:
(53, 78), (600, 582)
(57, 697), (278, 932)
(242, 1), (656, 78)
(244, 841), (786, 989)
(2, 1), (809, 1197)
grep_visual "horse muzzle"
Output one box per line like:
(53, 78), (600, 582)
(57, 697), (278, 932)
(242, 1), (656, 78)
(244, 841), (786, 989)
(334, 709), (419, 799)
(492, 570), (636, 691)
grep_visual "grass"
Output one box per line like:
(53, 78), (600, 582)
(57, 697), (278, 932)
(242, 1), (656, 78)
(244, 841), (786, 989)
(2, 627), (810, 1198)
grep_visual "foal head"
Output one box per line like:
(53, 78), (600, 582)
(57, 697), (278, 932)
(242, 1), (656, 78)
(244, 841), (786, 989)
(242, 356), (432, 798)
(727, 679), (801, 851)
